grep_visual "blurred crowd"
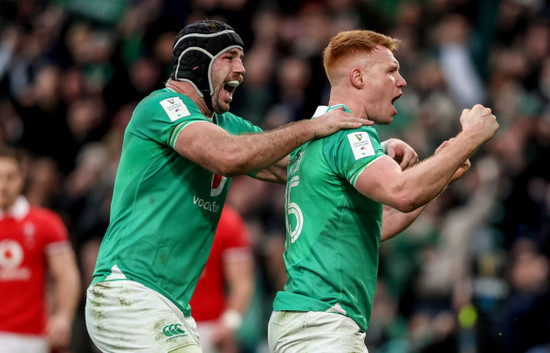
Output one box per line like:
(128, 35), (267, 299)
(1, 0), (549, 352)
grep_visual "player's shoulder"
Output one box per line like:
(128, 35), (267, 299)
(325, 125), (379, 144)
(27, 206), (65, 228)
(137, 88), (203, 118)
(321, 125), (383, 164)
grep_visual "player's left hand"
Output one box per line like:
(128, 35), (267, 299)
(47, 313), (72, 350)
(385, 138), (418, 170)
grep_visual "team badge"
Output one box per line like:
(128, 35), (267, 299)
(160, 97), (190, 122)
(347, 132), (375, 160)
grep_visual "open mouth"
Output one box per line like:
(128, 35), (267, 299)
(391, 93), (402, 104)
(224, 80), (240, 95)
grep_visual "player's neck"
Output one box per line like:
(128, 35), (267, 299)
(328, 93), (368, 122)
(0, 199), (17, 214)
(166, 80), (214, 117)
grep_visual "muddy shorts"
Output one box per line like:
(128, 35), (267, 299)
(267, 310), (368, 353)
(85, 280), (201, 353)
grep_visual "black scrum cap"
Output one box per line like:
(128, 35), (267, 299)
(172, 20), (244, 110)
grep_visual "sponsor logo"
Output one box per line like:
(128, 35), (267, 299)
(193, 172), (226, 213)
(193, 196), (221, 213)
(0, 240), (23, 269)
(162, 324), (186, 337)
(355, 133), (363, 141)
(210, 173), (227, 197)
(162, 324), (188, 342)
(0, 240), (31, 281)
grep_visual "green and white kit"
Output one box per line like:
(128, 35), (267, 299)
(273, 104), (386, 332)
(91, 88), (261, 316)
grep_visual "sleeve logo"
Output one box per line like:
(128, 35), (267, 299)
(347, 132), (375, 160)
(160, 97), (191, 122)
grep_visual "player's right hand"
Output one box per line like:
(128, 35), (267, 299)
(312, 106), (373, 138)
(459, 104), (499, 143)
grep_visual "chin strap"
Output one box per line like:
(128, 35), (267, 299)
(202, 88), (214, 113)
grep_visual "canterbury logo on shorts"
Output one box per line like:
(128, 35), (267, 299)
(162, 323), (187, 339)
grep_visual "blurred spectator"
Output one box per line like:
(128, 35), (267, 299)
(437, 14), (487, 108)
(231, 46), (277, 126)
(9, 65), (77, 174)
(0, 147), (80, 353)
(272, 55), (312, 122)
(500, 238), (550, 353)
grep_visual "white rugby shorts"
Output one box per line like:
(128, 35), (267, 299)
(267, 310), (368, 353)
(85, 280), (202, 353)
(0, 332), (48, 353)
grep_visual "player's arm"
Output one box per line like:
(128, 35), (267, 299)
(174, 108), (367, 177)
(379, 140), (471, 241)
(355, 105), (497, 212)
(211, 248), (254, 349)
(435, 139), (472, 184)
(252, 138), (415, 185)
(356, 144), (468, 212)
(379, 141), (471, 241)
(46, 246), (81, 350)
(253, 155), (288, 184)
(222, 250), (254, 327)
(380, 204), (428, 242)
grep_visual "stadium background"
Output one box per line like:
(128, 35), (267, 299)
(0, 0), (549, 352)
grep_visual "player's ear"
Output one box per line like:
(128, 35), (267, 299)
(350, 67), (363, 88)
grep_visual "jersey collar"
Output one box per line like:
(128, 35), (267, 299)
(312, 104), (352, 118)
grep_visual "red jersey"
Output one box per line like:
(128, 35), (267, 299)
(190, 206), (251, 322)
(0, 197), (70, 335)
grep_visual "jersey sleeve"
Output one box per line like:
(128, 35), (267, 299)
(129, 92), (211, 149)
(40, 209), (71, 254)
(323, 126), (385, 185)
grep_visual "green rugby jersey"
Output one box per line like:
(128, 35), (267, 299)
(91, 88), (261, 316)
(272, 105), (386, 331)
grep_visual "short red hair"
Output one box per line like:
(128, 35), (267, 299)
(323, 30), (400, 84)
